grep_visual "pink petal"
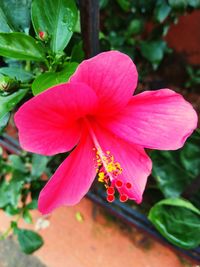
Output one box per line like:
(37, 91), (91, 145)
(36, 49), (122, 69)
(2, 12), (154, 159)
(102, 89), (198, 150)
(92, 124), (152, 203)
(70, 51), (138, 115)
(14, 82), (98, 155)
(38, 132), (96, 214)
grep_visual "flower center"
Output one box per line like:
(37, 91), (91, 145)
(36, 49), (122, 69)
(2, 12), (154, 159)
(93, 148), (133, 203)
(84, 118), (133, 203)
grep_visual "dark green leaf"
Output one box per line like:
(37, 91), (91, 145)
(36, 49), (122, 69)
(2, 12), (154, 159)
(127, 19), (143, 35)
(0, 181), (10, 207)
(0, 89), (28, 120)
(168, 0), (187, 10)
(71, 42), (84, 63)
(32, 62), (78, 95)
(0, 67), (34, 82)
(0, 32), (45, 61)
(151, 130), (200, 198)
(0, 0), (32, 32)
(116, 0), (131, 11)
(31, 0), (78, 53)
(140, 40), (168, 68)
(23, 208), (33, 224)
(8, 155), (26, 173)
(154, 1), (171, 23)
(188, 0), (200, 8)
(148, 198), (200, 249)
(17, 229), (44, 254)
(0, 112), (10, 132)
(26, 200), (38, 210)
(0, 7), (12, 32)
(31, 154), (49, 177)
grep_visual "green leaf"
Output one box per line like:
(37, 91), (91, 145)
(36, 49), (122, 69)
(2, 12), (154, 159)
(31, 0), (78, 53)
(16, 229), (44, 254)
(23, 209), (33, 224)
(0, 32), (45, 61)
(0, 89), (28, 120)
(8, 155), (26, 173)
(0, 112), (10, 132)
(71, 42), (84, 63)
(0, 7), (12, 32)
(188, 0), (200, 8)
(151, 130), (200, 198)
(0, 0), (32, 33)
(26, 200), (38, 210)
(148, 198), (200, 249)
(32, 62), (78, 95)
(116, 0), (131, 11)
(0, 67), (34, 83)
(168, 0), (187, 10)
(31, 154), (49, 177)
(0, 181), (10, 207)
(140, 40), (168, 69)
(154, 1), (171, 23)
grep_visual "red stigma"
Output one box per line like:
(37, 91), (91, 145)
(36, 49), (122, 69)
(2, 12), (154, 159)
(120, 194), (128, 202)
(115, 179), (123, 188)
(107, 186), (115, 195)
(126, 182), (132, 189)
(107, 195), (115, 202)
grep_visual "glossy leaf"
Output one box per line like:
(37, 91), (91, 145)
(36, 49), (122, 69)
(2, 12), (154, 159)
(0, 32), (45, 61)
(31, 0), (78, 53)
(168, 0), (187, 10)
(0, 67), (34, 83)
(31, 154), (49, 177)
(140, 40), (168, 69)
(0, 7), (12, 32)
(0, 89), (28, 121)
(148, 198), (200, 249)
(151, 131), (200, 198)
(0, 0), (32, 32)
(154, 1), (171, 23)
(32, 62), (78, 95)
(16, 229), (44, 254)
(0, 112), (10, 132)
(9, 155), (26, 173)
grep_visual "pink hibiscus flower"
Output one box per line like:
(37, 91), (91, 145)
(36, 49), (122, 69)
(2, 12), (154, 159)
(14, 51), (198, 214)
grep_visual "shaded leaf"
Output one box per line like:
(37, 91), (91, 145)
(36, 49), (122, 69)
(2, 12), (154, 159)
(0, 89), (28, 120)
(151, 130), (200, 198)
(148, 198), (200, 249)
(0, 0), (32, 32)
(0, 67), (34, 83)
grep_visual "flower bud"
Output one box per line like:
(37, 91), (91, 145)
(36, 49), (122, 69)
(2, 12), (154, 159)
(0, 75), (19, 92)
(39, 31), (48, 41)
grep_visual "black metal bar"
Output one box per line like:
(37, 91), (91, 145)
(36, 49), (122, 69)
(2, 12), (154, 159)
(79, 0), (99, 58)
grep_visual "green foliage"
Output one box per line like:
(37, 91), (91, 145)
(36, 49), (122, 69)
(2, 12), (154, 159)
(151, 131), (200, 198)
(32, 63), (78, 95)
(0, 0), (32, 33)
(0, 89), (28, 121)
(0, 33), (45, 61)
(31, 0), (78, 53)
(148, 198), (200, 249)
(16, 229), (44, 254)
